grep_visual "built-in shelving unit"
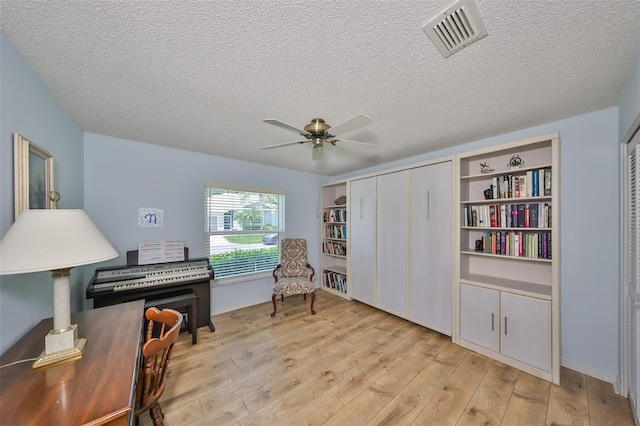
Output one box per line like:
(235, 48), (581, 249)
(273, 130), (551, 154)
(320, 180), (349, 299)
(454, 132), (560, 384)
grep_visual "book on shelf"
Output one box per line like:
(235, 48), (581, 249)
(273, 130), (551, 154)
(323, 270), (347, 293)
(477, 230), (551, 259)
(464, 202), (551, 229)
(544, 168), (552, 196)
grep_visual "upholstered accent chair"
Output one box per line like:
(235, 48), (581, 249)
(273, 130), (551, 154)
(270, 238), (316, 317)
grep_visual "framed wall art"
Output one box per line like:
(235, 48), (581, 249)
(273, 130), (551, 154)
(14, 133), (55, 219)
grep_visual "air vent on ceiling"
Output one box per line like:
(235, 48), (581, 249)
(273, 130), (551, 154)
(422, 0), (488, 58)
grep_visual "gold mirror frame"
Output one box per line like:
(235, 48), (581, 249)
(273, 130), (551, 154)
(14, 133), (54, 219)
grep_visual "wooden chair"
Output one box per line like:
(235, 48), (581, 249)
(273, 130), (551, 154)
(270, 238), (316, 317)
(134, 307), (183, 426)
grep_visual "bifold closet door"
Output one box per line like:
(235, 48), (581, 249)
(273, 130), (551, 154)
(409, 161), (453, 334)
(376, 171), (408, 317)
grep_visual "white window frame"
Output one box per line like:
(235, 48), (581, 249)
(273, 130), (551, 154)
(204, 181), (285, 280)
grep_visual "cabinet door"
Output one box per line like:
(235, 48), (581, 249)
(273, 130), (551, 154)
(376, 171), (408, 317)
(349, 177), (376, 305)
(409, 162), (453, 334)
(500, 292), (551, 372)
(460, 284), (499, 352)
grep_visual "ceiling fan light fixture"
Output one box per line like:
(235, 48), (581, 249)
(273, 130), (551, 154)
(312, 139), (323, 160)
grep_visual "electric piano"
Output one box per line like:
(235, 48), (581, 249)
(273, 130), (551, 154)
(86, 254), (215, 331)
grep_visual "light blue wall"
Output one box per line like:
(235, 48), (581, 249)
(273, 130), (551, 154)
(83, 133), (326, 314)
(0, 31), (86, 352)
(334, 107), (621, 382)
(619, 52), (640, 142)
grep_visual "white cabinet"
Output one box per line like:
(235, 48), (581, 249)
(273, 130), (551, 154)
(349, 177), (376, 305)
(460, 284), (551, 372)
(377, 171), (408, 317)
(460, 284), (499, 352)
(409, 162), (453, 335)
(346, 159), (453, 330)
(500, 292), (551, 372)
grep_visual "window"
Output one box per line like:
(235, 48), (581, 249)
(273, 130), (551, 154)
(204, 182), (285, 279)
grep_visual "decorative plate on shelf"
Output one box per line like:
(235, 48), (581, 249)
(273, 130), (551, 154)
(334, 195), (346, 205)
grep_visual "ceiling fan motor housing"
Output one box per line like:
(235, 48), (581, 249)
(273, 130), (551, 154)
(304, 118), (331, 136)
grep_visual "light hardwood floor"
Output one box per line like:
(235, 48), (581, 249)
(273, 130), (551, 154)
(140, 291), (635, 426)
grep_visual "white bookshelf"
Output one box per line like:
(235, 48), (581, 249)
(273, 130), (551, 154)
(454, 132), (560, 384)
(320, 180), (350, 299)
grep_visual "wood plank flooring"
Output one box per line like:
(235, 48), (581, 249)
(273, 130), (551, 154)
(139, 291), (635, 426)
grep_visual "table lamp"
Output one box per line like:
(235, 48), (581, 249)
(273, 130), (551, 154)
(0, 209), (118, 368)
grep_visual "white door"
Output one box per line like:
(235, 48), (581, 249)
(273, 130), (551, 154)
(460, 284), (499, 352)
(500, 292), (551, 372)
(409, 162), (453, 334)
(349, 177), (377, 305)
(377, 171), (408, 317)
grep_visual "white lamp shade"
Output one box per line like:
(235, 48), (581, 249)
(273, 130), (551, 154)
(0, 209), (118, 275)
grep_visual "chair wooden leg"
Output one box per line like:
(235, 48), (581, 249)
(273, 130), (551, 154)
(271, 294), (277, 317)
(310, 292), (316, 315)
(150, 404), (163, 426)
(303, 293), (307, 300)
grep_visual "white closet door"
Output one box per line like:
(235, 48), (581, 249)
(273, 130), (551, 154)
(409, 162), (453, 334)
(349, 177), (377, 305)
(377, 171), (408, 317)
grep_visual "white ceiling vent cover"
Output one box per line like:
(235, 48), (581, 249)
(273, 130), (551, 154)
(422, 0), (488, 58)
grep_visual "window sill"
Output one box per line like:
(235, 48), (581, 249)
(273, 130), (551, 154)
(212, 272), (273, 287)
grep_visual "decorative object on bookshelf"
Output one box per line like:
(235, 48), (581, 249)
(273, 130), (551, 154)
(507, 154), (524, 169)
(334, 195), (347, 205)
(475, 239), (483, 252)
(480, 162), (494, 173)
(483, 187), (493, 200)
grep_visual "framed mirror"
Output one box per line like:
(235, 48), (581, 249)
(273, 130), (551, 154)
(14, 133), (55, 219)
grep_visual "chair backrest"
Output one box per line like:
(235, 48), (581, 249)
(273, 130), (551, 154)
(280, 238), (309, 278)
(136, 307), (183, 415)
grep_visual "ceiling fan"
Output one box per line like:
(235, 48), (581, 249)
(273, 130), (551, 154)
(261, 113), (374, 160)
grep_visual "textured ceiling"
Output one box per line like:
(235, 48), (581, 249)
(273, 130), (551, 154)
(1, 0), (639, 176)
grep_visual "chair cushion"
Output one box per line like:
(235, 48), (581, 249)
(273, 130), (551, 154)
(273, 277), (315, 296)
(280, 239), (309, 278)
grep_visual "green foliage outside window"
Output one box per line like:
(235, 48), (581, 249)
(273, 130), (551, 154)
(209, 247), (279, 278)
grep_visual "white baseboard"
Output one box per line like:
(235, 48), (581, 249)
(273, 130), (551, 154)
(561, 358), (619, 392)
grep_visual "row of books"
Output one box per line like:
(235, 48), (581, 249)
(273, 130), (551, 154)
(323, 208), (347, 223)
(322, 241), (346, 256)
(464, 203), (551, 228)
(323, 270), (347, 293)
(325, 224), (347, 239)
(474, 231), (552, 259)
(487, 168), (551, 199)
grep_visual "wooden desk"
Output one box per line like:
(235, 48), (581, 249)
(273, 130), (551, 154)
(0, 300), (145, 426)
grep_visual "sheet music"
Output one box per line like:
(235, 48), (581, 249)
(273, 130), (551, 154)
(138, 240), (185, 265)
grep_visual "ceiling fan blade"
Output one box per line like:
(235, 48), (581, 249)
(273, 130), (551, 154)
(260, 140), (308, 149)
(263, 119), (312, 138)
(326, 113), (372, 136)
(330, 138), (376, 146)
